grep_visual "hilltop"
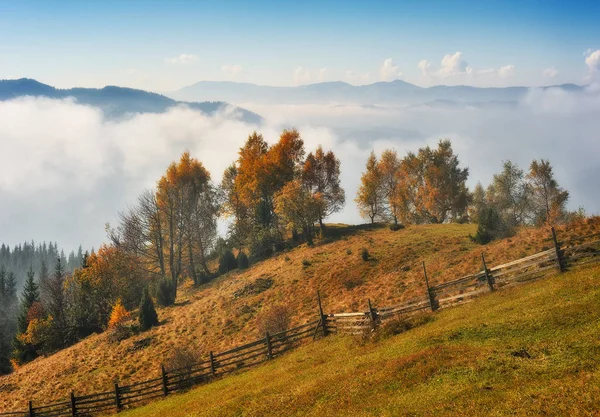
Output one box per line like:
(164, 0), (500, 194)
(1, 218), (599, 411)
(0, 78), (262, 123)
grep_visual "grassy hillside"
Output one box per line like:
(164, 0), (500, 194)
(1, 218), (599, 411)
(118, 263), (600, 417)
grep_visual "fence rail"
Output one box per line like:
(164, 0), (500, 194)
(2, 227), (599, 417)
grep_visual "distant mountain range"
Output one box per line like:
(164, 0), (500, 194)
(0, 78), (262, 124)
(169, 79), (585, 106)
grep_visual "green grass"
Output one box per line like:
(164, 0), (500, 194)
(116, 264), (600, 417)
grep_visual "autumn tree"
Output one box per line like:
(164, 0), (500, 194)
(355, 151), (384, 223)
(220, 163), (251, 250)
(377, 149), (402, 224)
(156, 152), (219, 289)
(487, 161), (531, 228)
(224, 129), (308, 257)
(114, 152), (219, 297)
(274, 179), (323, 245)
(410, 140), (470, 223)
(527, 159), (569, 225)
(302, 145), (345, 230)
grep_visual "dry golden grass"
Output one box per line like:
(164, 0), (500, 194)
(1, 217), (599, 412)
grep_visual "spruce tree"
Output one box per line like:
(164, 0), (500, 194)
(18, 266), (40, 333)
(138, 287), (159, 331)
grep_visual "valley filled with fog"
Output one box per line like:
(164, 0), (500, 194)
(0, 84), (598, 251)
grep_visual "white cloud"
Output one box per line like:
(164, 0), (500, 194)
(585, 50), (600, 74)
(418, 53), (514, 84)
(497, 65), (515, 78)
(293, 67), (328, 85)
(165, 54), (199, 65)
(438, 52), (472, 77)
(379, 58), (402, 81)
(222, 64), (243, 78)
(542, 67), (558, 78)
(3, 87), (600, 252)
(293, 67), (312, 85)
(417, 60), (431, 75)
(318, 68), (328, 82)
(345, 70), (371, 85)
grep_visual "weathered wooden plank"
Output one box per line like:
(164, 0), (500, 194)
(331, 312), (370, 318)
(217, 350), (267, 368)
(437, 288), (488, 304)
(120, 387), (164, 402)
(214, 338), (266, 358)
(431, 272), (484, 291)
(489, 249), (555, 272)
(121, 393), (164, 407)
(214, 342), (266, 365)
(74, 390), (114, 401)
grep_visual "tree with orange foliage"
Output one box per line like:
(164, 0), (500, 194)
(527, 159), (569, 226)
(355, 151), (384, 223)
(274, 179), (323, 245)
(155, 151), (218, 288)
(108, 299), (130, 329)
(302, 145), (345, 230)
(65, 244), (145, 338)
(377, 149), (402, 225)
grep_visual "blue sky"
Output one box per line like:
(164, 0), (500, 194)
(1, 0), (599, 91)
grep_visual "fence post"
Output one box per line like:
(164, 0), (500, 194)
(265, 332), (273, 360)
(70, 392), (77, 417)
(481, 253), (494, 292)
(160, 364), (169, 397)
(209, 351), (216, 377)
(367, 298), (377, 330)
(422, 261), (437, 311)
(551, 227), (565, 272)
(28, 401), (34, 417)
(113, 383), (122, 412)
(317, 290), (328, 337)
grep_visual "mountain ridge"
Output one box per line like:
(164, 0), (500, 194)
(169, 79), (585, 105)
(0, 78), (262, 124)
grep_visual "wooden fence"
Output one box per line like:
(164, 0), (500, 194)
(2, 228), (599, 417)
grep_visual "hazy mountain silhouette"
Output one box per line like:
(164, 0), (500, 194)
(0, 78), (262, 123)
(170, 79), (585, 106)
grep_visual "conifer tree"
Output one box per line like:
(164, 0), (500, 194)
(138, 287), (159, 331)
(18, 266), (40, 333)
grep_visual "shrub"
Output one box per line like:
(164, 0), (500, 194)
(236, 251), (249, 270)
(155, 278), (176, 307)
(219, 249), (237, 274)
(248, 229), (281, 261)
(138, 287), (159, 331)
(302, 259), (311, 267)
(342, 277), (364, 290)
(471, 207), (514, 244)
(164, 347), (204, 389)
(361, 248), (370, 261)
(389, 223), (405, 231)
(256, 304), (292, 336)
(346, 248), (352, 255)
(107, 324), (133, 344)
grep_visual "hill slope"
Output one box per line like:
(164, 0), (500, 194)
(0, 78), (262, 123)
(1, 219), (599, 411)
(118, 263), (600, 416)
